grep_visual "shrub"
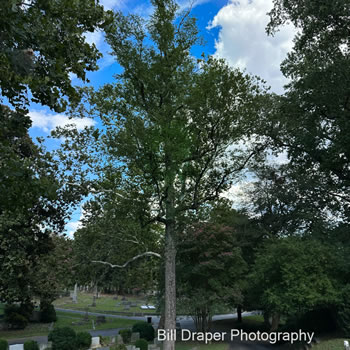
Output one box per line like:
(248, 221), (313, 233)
(24, 340), (39, 350)
(110, 345), (127, 350)
(6, 313), (28, 329)
(0, 339), (8, 350)
(135, 339), (148, 350)
(4, 305), (28, 329)
(132, 323), (155, 341)
(119, 329), (131, 343)
(75, 331), (92, 349)
(41, 304), (57, 323)
(99, 336), (111, 346)
(48, 327), (76, 350)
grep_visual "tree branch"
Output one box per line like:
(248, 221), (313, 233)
(92, 251), (161, 268)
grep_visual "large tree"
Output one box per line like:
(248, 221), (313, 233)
(57, 2), (265, 349)
(255, 0), (350, 220)
(0, 106), (82, 303)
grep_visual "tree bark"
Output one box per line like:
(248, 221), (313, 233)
(163, 219), (176, 350)
(237, 305), (242, 323)
(270, 313), (280, 332)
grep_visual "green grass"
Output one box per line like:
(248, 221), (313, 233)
(311, 338), (349, 350)
(175, 342), (228, 350)
(0, 310), (138, 340)
(53, 293), (158, 315)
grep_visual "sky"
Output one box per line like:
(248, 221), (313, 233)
(28, 0), (296, 237)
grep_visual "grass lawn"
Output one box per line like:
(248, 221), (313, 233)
(0, 310), (138, 340)
(311, 338), (349, 350)
(53, 293), (158, 315)
(175, 342), (228, 350)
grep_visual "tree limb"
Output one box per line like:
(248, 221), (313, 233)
(92, 251), (161, 268)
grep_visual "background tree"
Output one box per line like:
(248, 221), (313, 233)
(248, 237), (339, 331)
(31, 235), (74, 319)
(177, 220), (247, 332)
(255, 0), (350, 220)
(0, 105), (82, 304)
(0, 0), (109, 111)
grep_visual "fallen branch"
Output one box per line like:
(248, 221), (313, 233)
(92, 251), (161, 268)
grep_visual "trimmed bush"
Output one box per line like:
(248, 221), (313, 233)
(24, 340), (39, 350)
(48, 327), (76, 350)
(134, 339), (148, 350)
(132, 323), (155, 341)
(119, 329), (131, 343)
(0, 339), (8, 350)
(40, 304), (57, 323)
(7, 313), (28, 329)
(75, 331), (92, 349)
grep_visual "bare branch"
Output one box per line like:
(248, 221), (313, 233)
(92, 251), (161, 268)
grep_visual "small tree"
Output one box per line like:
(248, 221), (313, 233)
(177, 222), (247, 331)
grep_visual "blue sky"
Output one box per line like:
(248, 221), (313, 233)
(28, 0), (296, 237)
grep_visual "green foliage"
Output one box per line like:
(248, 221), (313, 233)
(176, 215), (248, 331)
(48, 327), (77, 350)
(132, 323), (154, 341)
(0, 0), (109, 111)
(248, 237), (339, 317)
(110, 345), (127, 350)
(0, 106), (85, 304)
(134, 339), (148, 350)
(4, 304), (29, 329)
(119, 329), (132, 343)
(75, 331), (92, 349)
(40, 303), (57, 323)
(255, 0), (350, 223)
(99, 336), (111, 346)
(337, 285), (350, 336)
(23, 341), (39, 350)
(0, 339), (8, 350)
(57, 0), (265, 337)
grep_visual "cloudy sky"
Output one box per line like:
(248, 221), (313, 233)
(28, 0), (296, 237)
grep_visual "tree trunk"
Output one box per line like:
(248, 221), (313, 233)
(237, 305), (242, 323)
(270, 313), (280, 331)
(263, 311), (270, 327)
(163, 220), (176, 350)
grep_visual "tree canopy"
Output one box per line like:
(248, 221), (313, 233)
(0, 0), (109, 111)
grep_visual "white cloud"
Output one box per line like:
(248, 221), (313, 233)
(29, 110), (96, 133)
(100, 0), (124, 11)
(208, 0), (296, 94)
(66, 221), (82, 239)
(84, 30), (104, 47)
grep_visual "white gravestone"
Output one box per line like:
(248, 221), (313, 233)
(9, 345), (24, 350)
(91, 337), (100, 348)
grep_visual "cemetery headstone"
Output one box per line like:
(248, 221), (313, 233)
(9, 345), (24, 350)
(72, 283), (78, 303)
(91, 337), (101, 348)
